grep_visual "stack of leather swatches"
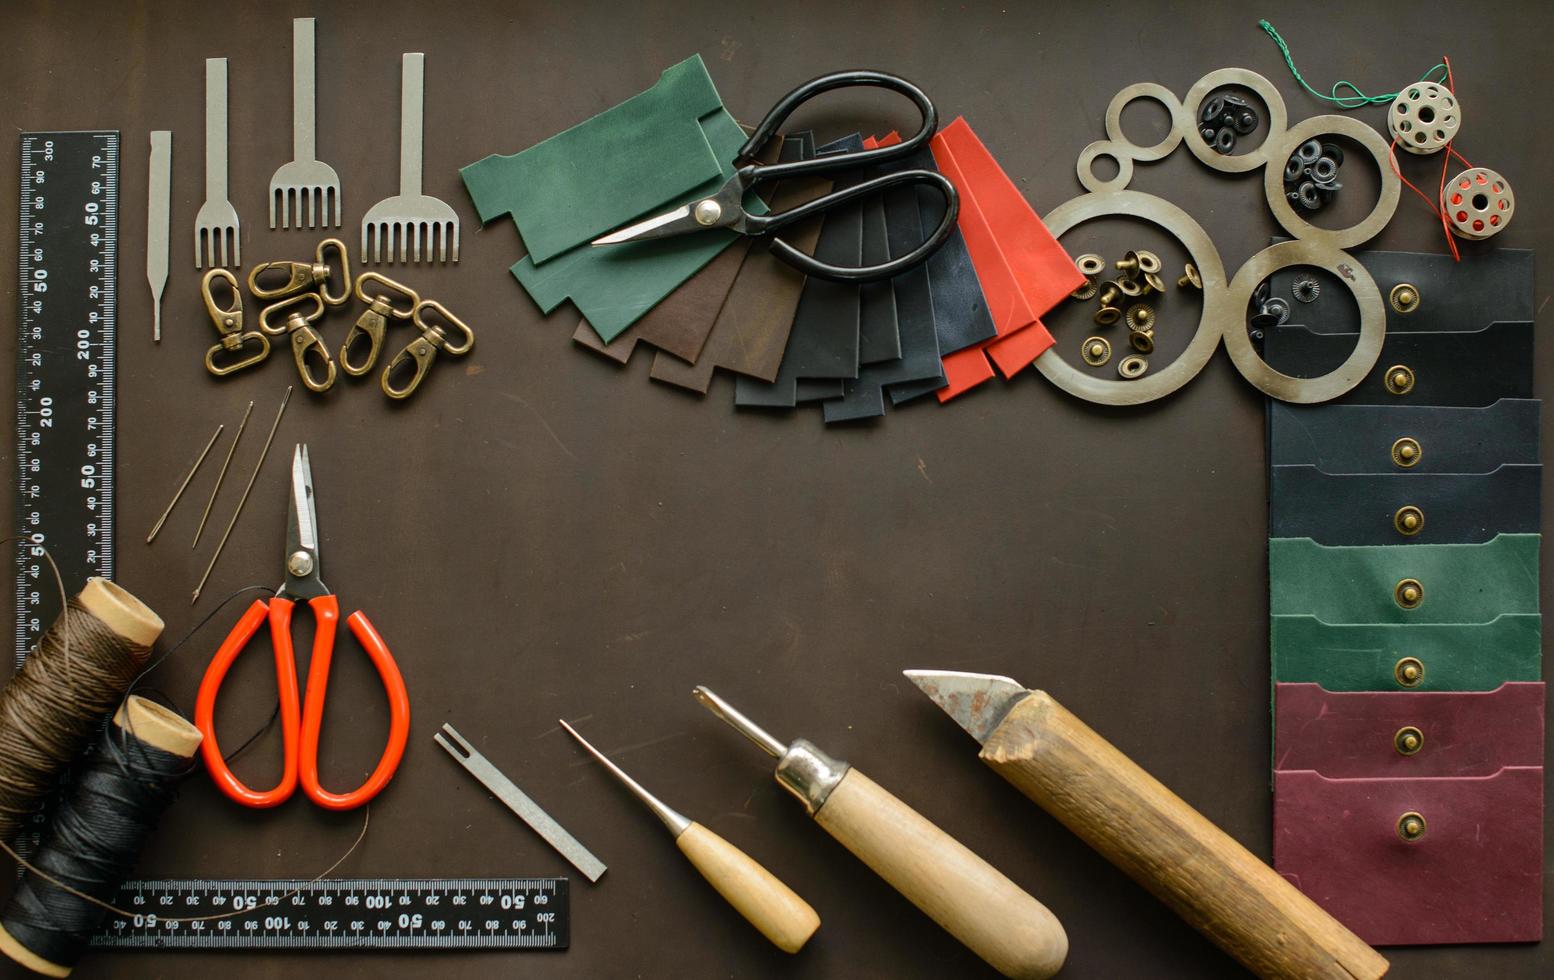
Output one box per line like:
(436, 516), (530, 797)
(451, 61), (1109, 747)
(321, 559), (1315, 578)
(1262, 248), (1544, 945)
(460, 54), (1081, 422)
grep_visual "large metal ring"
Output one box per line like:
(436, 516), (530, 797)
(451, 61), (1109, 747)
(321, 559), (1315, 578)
(1263, 114), (1400, 250)
(1177, 68), (1289, 174)
(1036, 190), (1229, 405)
(1221, 239), (1384, 402)
(1076, 141), (1135, 194)
(1104, 83), (1184, 162)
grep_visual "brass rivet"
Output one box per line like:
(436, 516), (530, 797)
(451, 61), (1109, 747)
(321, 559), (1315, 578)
(1394, 726), (1424, 755)
(1098, 284), (1121, 307)
(1116, 251), (1141, 275)
(1081, 336), (1112, 366)
(1396, 811), (1427, 842)
(1094, 305), (1122, 326)
(1384, 364), (1416, 396)
(1118, 355), (1149, 379)
(1177, 263), (1203, 290)
(1125, 304), (1154, 332)
(1394, 656), (1425, 688)
(1394, 505), (1424, 537)
(1070, 276), (1100, 301)
(1395, 578), (1424, 609)
(1075, 253), (1106, 276)
(1391, 437), (1422, 468)
(1135, 250), (1162, 274)
(1129, 330), (1155, 355)
(1115, 277), (1143, 298)
(693, 199), (723, 226)
(1389, 282), (1420, 314)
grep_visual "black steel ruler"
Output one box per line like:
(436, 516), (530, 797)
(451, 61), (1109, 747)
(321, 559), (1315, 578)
(13, 131), (119, 665)
(12, 131), (118, 863)
(91, 877), (570, 949)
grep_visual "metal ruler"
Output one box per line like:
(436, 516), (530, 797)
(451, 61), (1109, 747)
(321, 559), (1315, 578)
(12, 131), (118, 863)
(91, 878), (569, 949)
(14, 131), (119, 665)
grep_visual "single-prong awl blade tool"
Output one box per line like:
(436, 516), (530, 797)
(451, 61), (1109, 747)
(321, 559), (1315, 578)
(905, 669), (1389, 980)
(559, 719), (819, 953)
(692, 686), (1067, 979)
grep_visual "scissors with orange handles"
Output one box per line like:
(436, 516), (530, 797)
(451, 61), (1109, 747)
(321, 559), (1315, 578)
(195, 444), (410, 810)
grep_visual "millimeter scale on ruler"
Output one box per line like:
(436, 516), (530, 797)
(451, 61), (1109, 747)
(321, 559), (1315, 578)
(92, 878), (570, 950)
(13, 137), (568, 953)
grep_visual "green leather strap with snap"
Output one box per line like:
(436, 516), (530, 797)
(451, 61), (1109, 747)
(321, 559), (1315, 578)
(1272, 614), (1543, 690)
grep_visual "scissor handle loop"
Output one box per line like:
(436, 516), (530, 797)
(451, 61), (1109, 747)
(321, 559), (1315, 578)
(299, 605), (411, 810)
(738, 70), (938, 183)
(754, 169), (959, 283)
(195, 598), (303, 809)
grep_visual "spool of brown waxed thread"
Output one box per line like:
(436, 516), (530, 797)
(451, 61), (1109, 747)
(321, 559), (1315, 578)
(0, 696), (202, 976)
(0, 578), (162, 842)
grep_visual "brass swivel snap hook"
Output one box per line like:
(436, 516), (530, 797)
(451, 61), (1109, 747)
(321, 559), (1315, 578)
(342, 272), (420, 377)
(382, 299), (475, 400)
(247, 237), (353, 307)
(259, 291), (336, 393)
(202, 268), (271, 376)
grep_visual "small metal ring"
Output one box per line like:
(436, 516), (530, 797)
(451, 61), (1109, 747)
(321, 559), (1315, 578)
(1118, 354), (1149, 379)
(1103, 82), (1184, 162)
(1176, 68), (1289, 174)
(258, 290), (326, 335)
(1076, 141), (1136, 194)
(412, 299), (475, 355)
(315, 238), (352, 307)
(1263, 114), (1400, 250)
(354, 271), (421, 318)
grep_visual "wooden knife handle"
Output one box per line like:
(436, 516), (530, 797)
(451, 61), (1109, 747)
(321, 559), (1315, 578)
(813, 768), (1068, 979)
(675, 822), (820, 954)
(981, 691), (1388, 980)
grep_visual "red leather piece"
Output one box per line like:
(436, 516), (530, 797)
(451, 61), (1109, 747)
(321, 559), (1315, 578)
(927, 118), (1082, 400)
(1274, 767), (1544, 945)
(1274, 682), (1545, 778)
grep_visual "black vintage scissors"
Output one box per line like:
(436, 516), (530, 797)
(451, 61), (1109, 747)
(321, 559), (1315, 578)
(592, 70), (959, 283)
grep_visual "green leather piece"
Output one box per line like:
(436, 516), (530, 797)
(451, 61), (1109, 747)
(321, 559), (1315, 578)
(1268, 534), (1540, 624)
(510, 109), (765, 342)
(1272, 615), (1543, 690)
(460, 55), (724, 265)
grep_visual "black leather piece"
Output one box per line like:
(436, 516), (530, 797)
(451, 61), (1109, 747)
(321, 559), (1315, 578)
(795, 378), (844, 401)
(1270, 464), (1542, 545)
(888, 149), (995, 404)
(735, 134), (865, 408)
(826, 147), (947, 423)
(1264, 320), (1533, 406)
(857, 194), (901, 365)
(1269, 248), (1533, 334)
(1269, 399), (1542, 474)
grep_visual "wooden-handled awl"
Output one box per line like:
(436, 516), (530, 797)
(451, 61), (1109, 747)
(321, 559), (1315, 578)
(904, 670), (1389, 980)
(559, 719), (819, 953)
(693, 686), (1068, 979)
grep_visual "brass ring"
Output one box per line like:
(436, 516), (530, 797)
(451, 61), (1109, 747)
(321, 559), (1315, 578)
(1103, 83), (1185, 162)
(1176, 68), (1290, 174)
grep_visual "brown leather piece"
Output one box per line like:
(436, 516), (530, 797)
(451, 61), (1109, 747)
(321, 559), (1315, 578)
(571, 237), (752, 365)
(650, 139), (829, 392)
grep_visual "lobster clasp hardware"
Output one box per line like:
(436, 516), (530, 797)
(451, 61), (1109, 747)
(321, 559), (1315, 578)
(342, 271), (420, 377)
(259, 291), (336, 393)
(202, 268), (271, 376)
(247, 237), (353, 306)
(381, 298), (475, 400)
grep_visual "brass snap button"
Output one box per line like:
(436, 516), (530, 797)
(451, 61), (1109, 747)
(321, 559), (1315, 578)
(1394, 726), (1424, 755)
(1394, 578), (1424, 609)
(1391, 437), (1422, 468)
(1394, 656), (1425, 687)
(1389, 283), (1421, 314)
(1081, 336), (1112, 366)
(1394, 505), (1424, 537)
(1396, 811), (1427, 842)
(1384, 364), (1416, 395)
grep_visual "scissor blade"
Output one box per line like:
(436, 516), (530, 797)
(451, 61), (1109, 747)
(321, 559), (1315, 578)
(590, 204), (697, 245)
(288, 443), (317, 555)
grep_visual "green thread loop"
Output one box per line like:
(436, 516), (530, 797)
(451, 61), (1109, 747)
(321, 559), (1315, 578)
(1258, 19), (1446, 109)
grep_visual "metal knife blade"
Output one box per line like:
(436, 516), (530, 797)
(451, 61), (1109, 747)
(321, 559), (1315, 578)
(903, 669), (1028, 745)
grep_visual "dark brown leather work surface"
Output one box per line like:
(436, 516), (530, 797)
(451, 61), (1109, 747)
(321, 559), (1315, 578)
(0, 2), (1549, 978)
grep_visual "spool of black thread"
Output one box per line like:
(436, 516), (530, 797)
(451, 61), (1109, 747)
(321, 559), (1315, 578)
(0, 696), (201, 977)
